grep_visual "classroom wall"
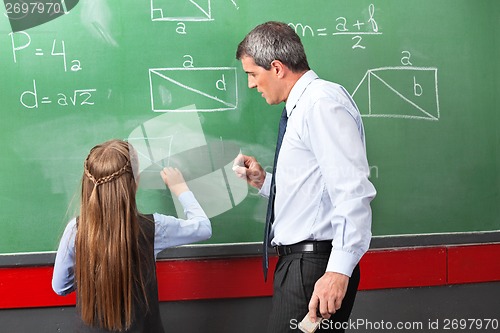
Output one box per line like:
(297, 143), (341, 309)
(1, 282), (499, 333)
(1, 237), (500, 332)
(1, 1), (499, 331)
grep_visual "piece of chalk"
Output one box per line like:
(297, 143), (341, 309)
(298, 313), (321, 333)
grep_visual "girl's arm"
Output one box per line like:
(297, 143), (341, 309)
(52, 218), (77, 296)
(154, 168), (212, 256)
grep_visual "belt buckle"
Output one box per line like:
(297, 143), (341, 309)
(303, 243), (315, 253)
(275, 245), (290, 256)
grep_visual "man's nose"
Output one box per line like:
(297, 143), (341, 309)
(248, 77), (256, 89)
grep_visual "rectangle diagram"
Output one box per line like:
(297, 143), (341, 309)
(149, 67), (238, 112)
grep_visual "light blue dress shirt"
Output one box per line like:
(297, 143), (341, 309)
(52, 191), (211, 296)
(259, 70), (376, 277)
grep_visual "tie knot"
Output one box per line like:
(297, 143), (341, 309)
(281, 107), (288, 119)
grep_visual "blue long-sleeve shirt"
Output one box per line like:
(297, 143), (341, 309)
(52, 191), (211, 296)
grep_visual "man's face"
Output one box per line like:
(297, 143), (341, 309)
(241, 55), (283, 105)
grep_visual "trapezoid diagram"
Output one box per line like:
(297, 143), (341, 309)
(352, 66), (440, 121)
(151, 0), (212, 21)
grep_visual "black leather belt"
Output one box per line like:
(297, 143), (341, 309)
(274, 241), (332, 256)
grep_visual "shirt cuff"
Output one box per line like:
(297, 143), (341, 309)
(326, 249), (361, 277)
(258, 172), (272, 198)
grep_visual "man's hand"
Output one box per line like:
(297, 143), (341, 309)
(232, 153), (266, 189)
(308, 272), (350, 322)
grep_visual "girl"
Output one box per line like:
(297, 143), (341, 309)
(52, 139), (211, 332)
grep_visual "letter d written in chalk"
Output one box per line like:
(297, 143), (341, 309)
(20, 80), (39, 109)
(216, 74), (227, 91)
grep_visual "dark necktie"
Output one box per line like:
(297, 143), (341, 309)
(263, 106), (288, 281)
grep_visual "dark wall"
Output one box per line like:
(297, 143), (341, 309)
(1, 282), (499, 333)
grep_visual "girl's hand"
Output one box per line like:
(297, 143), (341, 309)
(160, 167), (189, 196)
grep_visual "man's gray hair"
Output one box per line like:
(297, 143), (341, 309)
(236, 21), (310, 72)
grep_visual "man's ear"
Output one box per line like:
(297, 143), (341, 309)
(270, 60), (285, 78)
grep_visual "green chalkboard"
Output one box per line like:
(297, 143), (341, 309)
(1, 0), (499, 254)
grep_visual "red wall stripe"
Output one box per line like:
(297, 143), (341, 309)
(447, 244), (500, 284)
(357, 247), (447, 290)
(0, 266), (76, 308)
(0, 244), (499, 309)
(156, 256), (278, 301)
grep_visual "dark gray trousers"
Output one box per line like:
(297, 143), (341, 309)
(267, 253), (360, 332)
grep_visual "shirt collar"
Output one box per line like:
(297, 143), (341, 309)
(285, 70), (319, 116)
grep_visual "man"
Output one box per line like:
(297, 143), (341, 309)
(234, 22), (376, 332)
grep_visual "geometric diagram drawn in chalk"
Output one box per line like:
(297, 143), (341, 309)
(149, 67), (238, 112)
(151, 0), (213, 21)
(352, 67), (440, 121)
(127, 110), (248, 218)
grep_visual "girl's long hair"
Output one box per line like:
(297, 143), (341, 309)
(75, 139), (149, 331)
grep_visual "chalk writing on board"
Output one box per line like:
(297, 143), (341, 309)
(20, 79), (96, 109)
(289, 4), (381, 49)
(229, 0), (239, 10)
(129, 134), (174, 172)
(148, 67), (238, 112)
(151, 0), (213, 22)
(9, 31), (82, 72)
(128, 109), (247, 218)
(352, 67), (440, 121)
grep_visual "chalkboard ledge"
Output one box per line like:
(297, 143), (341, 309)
(1, 231), (499, 267)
